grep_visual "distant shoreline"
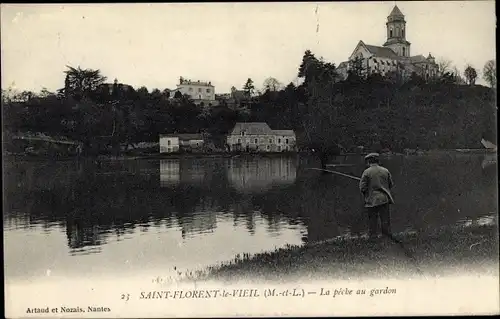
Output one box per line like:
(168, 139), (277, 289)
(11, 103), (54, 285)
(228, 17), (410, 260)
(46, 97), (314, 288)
(3, 148), (496, 162)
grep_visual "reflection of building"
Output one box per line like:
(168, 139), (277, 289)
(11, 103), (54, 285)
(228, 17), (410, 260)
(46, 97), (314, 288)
(336, 5), (438, 81)
(65, 219), (104, 254)
(226, 122), (297, 152)
(227, 157), (297, 192)
(160, 160), (181, 186)
(159, 134), (204, 153)
(159, 159), (207, 187)
(178, 211), (217, 238)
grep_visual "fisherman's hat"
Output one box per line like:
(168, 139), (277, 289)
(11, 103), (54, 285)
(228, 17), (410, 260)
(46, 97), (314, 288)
(364, 152), (380, 160)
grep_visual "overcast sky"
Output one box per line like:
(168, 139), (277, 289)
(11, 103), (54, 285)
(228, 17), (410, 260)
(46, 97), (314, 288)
(1, 1), (496, 94)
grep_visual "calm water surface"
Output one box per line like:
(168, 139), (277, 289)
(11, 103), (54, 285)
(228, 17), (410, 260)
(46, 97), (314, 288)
(3, 154), (497, 283)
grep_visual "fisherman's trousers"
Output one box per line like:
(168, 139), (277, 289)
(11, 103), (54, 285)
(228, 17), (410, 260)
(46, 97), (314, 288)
(366, 203), (391, 238)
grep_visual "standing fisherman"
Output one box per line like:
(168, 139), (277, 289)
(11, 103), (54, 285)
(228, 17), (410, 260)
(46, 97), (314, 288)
(359, 153), (395, 240)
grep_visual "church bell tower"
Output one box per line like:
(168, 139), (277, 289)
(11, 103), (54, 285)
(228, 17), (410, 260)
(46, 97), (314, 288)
(383, 5), (411, 57)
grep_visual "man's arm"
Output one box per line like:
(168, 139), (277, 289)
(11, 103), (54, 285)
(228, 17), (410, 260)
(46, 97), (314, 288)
(359, 171), (369, 195)
(387, 171), (394, 189)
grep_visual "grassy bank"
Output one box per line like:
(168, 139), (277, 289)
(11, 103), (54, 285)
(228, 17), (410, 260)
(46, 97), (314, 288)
(177, 223), (498, 283)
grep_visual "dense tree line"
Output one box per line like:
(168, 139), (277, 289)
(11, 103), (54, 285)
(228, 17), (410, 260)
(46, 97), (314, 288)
(2, 53), (497, 156)
(295, 50), (496, 152)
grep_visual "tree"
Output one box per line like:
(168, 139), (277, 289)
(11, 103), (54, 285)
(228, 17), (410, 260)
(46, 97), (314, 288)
(347, 56), (366, 82)
(150, 88), (162, 99)
(437, 58), (452, 77)
(62, 65), (107, 100)
(243, 78), (255, 98)
(483, 60), (496, 88)
(451, 66), (466, 85)
(136, 86), (149, 99)
(39, 87), (54, 98)
(263, 77), (282, 92)
(318, 60), (338, 83)
(464, 65), (478, 86)
(174, 91), (183, 99)
(298, 50), (321, 83)
(112, 78), (119, 99)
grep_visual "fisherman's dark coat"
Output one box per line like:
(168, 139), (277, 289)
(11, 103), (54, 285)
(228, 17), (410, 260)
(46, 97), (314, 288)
(359, 164), (395, 208)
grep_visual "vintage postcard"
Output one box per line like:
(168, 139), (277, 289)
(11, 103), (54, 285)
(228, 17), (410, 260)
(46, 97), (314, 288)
(2, 1), (498, 317)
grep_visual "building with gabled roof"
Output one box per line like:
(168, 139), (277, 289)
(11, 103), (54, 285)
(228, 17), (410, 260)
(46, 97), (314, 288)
(228, 122), (273, 136)
(227, 122), (297, 153)
(336, 5), (438, 81)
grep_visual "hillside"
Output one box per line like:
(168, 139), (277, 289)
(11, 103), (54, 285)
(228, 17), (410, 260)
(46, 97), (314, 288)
(299, 81), (496, 152)
(2, 79), (496, 156)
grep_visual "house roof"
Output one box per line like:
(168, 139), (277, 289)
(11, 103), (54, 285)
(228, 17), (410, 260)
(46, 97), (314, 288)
(273, 130), (295, 136)
(365, 44), (398, 58)
(231, 90), (246, 100)
(229, 122), (273, 135)
(161, 133), (204, 140)
(179, 78), (214, 87)
(389, 5), (404, 18)
(409, 55), (427, 63)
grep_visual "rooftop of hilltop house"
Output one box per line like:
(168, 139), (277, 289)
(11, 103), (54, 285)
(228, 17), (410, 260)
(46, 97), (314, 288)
(160, 133), (204, 141)
(178, 77), (214, 87)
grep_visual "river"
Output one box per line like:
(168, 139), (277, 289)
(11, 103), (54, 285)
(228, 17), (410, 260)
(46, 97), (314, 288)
(3, 153), (497, 284)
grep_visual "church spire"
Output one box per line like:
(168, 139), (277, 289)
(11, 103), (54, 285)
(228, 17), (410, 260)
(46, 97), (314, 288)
(384, 5), (411, 57)
(388, 5), (404, 21)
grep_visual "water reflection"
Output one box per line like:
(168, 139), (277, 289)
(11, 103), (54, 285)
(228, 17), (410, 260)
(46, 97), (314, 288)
(160, 159), (207, 187)
(227, 156), (297, 193)
(179, 212), (217, 239)
(159, 156), (298, 192)
(3, 154), (498, 280)
(160, 160), (180, 186)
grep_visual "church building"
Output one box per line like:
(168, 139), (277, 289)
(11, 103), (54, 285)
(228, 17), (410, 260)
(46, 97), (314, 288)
(336, 5), (439, 81)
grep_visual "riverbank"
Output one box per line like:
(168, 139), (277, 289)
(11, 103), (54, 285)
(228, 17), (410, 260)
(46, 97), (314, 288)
(3, 148), (496, 162)
(2, 151), (301, 162)
(174, 222), (498, 284)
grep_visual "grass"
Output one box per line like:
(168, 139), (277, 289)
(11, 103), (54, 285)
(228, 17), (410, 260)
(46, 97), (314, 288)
(166, 223), (498, 284)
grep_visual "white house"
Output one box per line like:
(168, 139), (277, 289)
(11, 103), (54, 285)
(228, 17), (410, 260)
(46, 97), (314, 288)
(226, 122), (297, 152)
(159, 133), (204, 153)
(159, 135), (179, 153)
(175, 77), (216, 106)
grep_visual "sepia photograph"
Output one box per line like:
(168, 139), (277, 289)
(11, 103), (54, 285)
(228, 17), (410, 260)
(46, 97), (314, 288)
(2, 1), (498, 317)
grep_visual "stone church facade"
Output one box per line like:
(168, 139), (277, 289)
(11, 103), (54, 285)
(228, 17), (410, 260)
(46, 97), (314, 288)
(336, 5), (439, 81)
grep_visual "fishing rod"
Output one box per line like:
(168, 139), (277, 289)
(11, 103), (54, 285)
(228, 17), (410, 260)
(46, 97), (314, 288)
(306, 168), (361, 181)
(307, 166), (423, 274)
